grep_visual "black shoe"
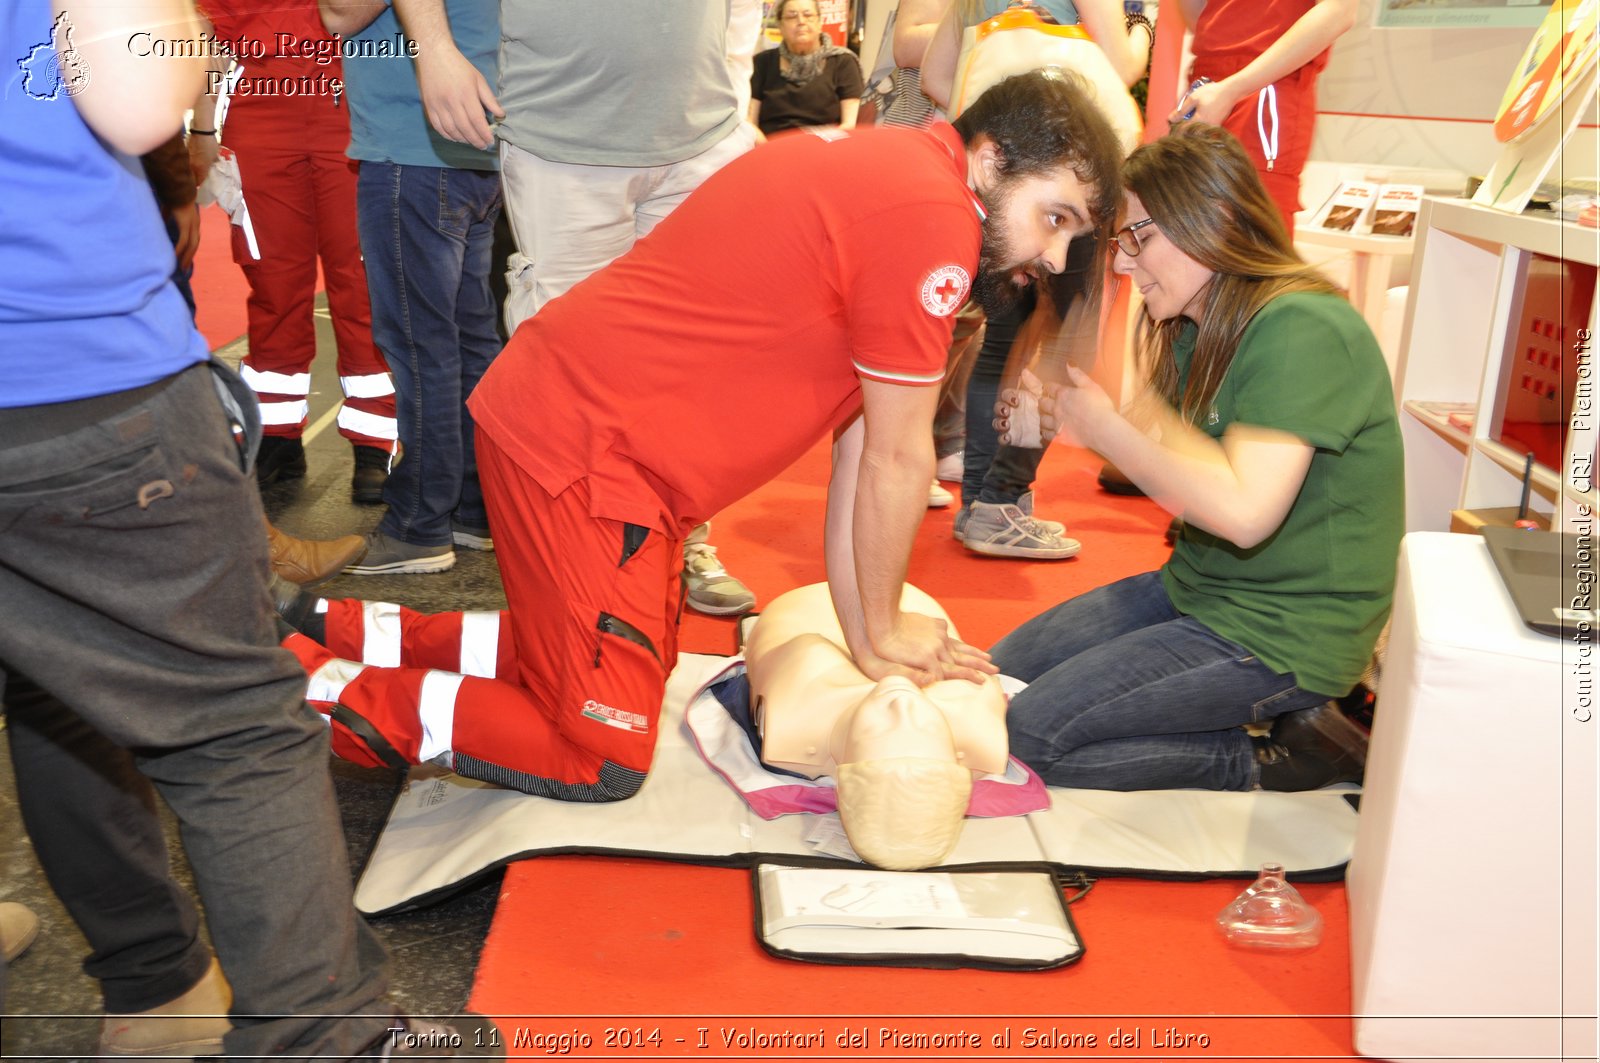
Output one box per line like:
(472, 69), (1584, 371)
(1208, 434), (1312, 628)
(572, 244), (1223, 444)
(352, 445), (390, 505)
(366, 1013), (505, 1058)
(1256, 701), (1369, 791)
(1097, 461), (1147, 497)
(255, 436), (307, 488)
(269, 573), (325, 643)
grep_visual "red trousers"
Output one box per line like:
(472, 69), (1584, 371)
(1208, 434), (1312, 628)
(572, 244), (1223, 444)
(225, 95), (396, 448)
(1191, 58), (1320, 238)
(285, 431), (687, 799)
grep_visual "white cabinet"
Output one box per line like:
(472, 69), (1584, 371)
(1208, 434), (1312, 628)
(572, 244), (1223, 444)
(1393, 198), (1599, 533)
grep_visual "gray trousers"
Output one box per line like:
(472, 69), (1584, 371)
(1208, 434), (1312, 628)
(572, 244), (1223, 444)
(0, 361), (392, 1057)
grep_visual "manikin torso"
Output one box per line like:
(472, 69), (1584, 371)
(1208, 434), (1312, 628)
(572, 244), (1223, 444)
(743, 583), (1009, 779)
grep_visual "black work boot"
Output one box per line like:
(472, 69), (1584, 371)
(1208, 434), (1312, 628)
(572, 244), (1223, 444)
(255, 435), (307, 488)
(1255, 701), (1369, 791)
(352, 444), (390, 505)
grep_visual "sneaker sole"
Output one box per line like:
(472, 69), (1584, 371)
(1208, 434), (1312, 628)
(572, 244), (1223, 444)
(452, 532), (495, 551)
(345, 553), (456, 575)
(963, 536), (1081, 560)
(686, 597), (756, 616)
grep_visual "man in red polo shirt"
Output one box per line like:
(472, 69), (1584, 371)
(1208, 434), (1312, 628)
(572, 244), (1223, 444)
(277, 71), (1124, 800)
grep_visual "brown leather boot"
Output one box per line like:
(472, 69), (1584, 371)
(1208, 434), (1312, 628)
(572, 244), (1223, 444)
(265, 520), (367, 585)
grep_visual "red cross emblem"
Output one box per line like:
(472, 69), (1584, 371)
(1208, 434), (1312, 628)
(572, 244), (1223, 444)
(919, 265), (970, 318)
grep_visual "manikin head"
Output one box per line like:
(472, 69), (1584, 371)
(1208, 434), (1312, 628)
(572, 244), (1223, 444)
(831, 676), (975, 871)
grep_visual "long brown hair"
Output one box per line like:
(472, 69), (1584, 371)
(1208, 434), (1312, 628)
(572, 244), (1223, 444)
(1124, 123), (1338, 421)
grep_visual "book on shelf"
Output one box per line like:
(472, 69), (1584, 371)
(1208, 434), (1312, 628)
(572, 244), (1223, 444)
(1312, 180), (1378, 232)
(754, 863), (1082, 969)
(1370, 184), (1423, 237)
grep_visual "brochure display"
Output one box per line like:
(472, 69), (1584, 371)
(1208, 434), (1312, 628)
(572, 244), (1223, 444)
(1474, 0), (1599, 213)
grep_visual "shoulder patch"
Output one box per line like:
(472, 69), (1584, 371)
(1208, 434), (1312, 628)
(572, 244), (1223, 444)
(919, 264), (970, 318)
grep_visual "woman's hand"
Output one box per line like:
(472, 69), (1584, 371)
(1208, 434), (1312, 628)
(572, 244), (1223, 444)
(860, 612), (997, 687)
(1039, 366), (1117, 450)
(1169, 77), (1240, 126)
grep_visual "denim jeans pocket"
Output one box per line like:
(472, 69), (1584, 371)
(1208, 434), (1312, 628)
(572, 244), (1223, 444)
(1249, 683), (1325, 724)
(436, 170), (470, 238)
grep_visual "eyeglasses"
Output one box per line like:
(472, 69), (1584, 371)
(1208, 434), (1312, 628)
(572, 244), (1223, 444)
(782, 10), (820, 21)
(1113, 218), (1157, 256)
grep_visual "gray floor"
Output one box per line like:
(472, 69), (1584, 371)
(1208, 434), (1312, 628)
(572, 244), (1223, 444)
(1, 314), (505, 1059)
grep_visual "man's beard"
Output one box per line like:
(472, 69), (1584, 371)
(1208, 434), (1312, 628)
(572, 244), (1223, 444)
(972, 182), (1031, 318)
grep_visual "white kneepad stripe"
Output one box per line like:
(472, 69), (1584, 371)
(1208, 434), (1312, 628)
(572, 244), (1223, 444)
(458, 611), (501, 678)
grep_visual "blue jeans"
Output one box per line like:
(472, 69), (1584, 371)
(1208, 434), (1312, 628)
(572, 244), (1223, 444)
(992, 572), (1329, 790)
(962, 286), (1045, 507)
(358, 162), (503, 547)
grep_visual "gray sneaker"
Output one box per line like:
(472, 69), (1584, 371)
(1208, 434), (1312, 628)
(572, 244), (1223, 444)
(952, 505), (970, 541)
(1017, 490), (1066, 536)
(961, 500), (1081, 559)
(451, 521), (494, 552)
(345, 531), (455, 575)
(683, 541), (755, 615)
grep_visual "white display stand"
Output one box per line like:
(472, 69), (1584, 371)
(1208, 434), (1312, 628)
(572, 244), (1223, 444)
(1347, 532), (1598, 1063)
(1292, 226), (1413, 343)
(1393, 196), (1600, 533)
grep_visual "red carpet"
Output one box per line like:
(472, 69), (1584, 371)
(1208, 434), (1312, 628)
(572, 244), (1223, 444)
(471, 442), (1365, 1060)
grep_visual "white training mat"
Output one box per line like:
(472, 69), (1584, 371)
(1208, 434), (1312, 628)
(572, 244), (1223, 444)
(354, 654), (1359, 915)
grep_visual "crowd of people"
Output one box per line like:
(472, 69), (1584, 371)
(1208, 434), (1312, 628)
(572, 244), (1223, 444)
(2, 0), (1386, 1056)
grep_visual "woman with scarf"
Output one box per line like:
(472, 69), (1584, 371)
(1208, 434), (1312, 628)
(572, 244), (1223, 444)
(749, 0), (865, 138)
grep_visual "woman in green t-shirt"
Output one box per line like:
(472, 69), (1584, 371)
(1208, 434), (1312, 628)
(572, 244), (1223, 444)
(991, 123), (1403, 791)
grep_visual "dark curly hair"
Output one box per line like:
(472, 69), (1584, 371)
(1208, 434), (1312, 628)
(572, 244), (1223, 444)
(952, 69), (1124, 233)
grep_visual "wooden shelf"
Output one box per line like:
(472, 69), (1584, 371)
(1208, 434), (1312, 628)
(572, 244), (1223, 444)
(1401, 400), (1471, 453)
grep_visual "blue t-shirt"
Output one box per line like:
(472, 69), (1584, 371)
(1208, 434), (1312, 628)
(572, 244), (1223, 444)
(342, 0), (499, 171)
(0, 2), (209, 407)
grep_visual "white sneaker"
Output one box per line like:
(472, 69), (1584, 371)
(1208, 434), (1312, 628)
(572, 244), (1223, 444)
(927, 480), (954, 508)
(961, 500), (1080, 559)
(935, 450), (964, 482)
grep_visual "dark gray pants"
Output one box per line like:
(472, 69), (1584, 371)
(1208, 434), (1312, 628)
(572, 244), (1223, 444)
(0, 361), (392, 1057)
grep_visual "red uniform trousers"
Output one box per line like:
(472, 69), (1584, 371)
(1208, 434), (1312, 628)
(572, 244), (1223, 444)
(1190, 57), (1320, 238)
(225, 94), (396, 449)
(285, 430), (687, 800)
